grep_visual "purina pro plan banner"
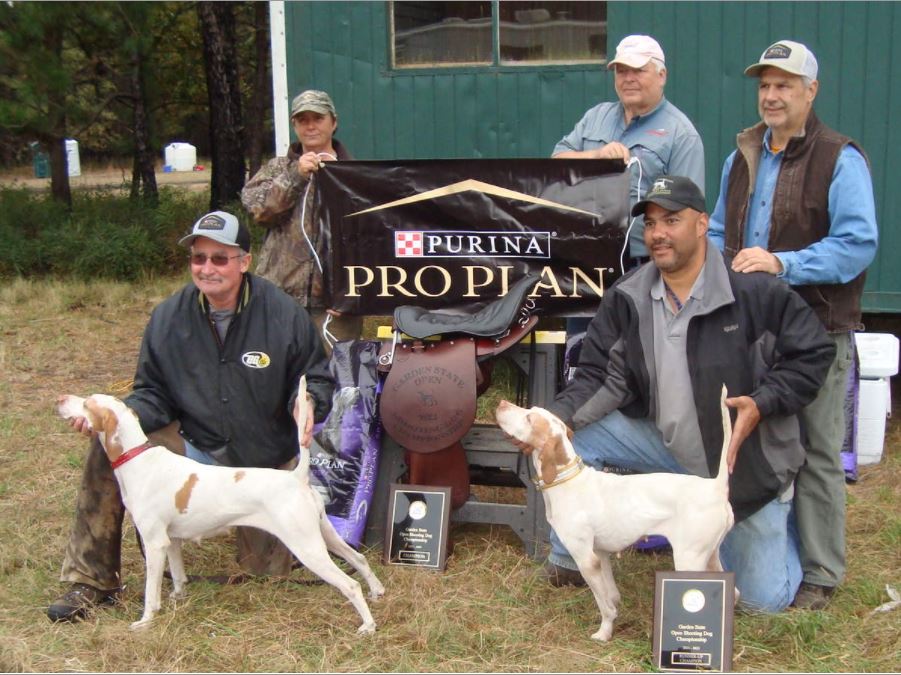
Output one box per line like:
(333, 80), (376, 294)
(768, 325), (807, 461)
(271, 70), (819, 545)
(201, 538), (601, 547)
(316, 159), (629, 316)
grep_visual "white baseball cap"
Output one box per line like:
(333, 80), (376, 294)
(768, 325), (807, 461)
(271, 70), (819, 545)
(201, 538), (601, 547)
(744, 40), (818, 80)
(606, 35), (665, 70)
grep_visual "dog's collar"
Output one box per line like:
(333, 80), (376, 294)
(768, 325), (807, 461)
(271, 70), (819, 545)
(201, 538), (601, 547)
(533, 456), (585, 491)
(110, 441), (154, 469)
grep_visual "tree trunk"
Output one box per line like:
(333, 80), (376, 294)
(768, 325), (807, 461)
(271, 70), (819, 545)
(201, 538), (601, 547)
(129, 42), (159, 205)
(197, 1), (246, 211)
(44, 22), (71, 206)
(246, 1), (270, 177)
(48, 136), (72, 207)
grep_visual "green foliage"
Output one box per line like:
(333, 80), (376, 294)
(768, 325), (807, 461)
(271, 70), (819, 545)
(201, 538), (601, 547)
(1, 2), (270, 168)
(0, 187), (208, 279)
(0, 2), (73, 137)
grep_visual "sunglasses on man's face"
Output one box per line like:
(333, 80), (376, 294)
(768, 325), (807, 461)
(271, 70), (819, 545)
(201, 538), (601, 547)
(189, 252), (243, 267)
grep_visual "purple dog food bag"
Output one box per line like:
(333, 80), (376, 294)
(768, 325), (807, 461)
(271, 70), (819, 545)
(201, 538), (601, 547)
(310, 340), (383, 548)
(841, 335), (860, 482)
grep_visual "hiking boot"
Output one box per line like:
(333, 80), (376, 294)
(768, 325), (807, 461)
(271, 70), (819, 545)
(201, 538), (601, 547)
(46, 583), (119, 623)
(541, 560), (586, 588)
(792, 582), (835, 610)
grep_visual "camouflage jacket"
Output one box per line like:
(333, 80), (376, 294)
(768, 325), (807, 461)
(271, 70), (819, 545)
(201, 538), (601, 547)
(241, 140), (352, 308)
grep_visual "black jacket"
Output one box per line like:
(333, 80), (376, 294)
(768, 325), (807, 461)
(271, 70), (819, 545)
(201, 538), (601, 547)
(548, 245), (835, 520)
(126, 273), (334, 468)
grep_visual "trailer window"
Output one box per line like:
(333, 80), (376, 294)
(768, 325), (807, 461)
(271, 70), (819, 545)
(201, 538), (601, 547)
(391, 1), (606, 69)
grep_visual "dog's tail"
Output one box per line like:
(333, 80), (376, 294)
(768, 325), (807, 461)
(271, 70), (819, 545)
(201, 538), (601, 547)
(293, 375), (312, 485)
(715, 384), (732, 492)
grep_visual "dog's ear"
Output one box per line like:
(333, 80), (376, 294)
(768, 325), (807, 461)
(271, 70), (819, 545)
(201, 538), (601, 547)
(549, 432), (568, 466)
(538, 435), (558, 485)
(538, 417), (573, 485)
(530, 414), (558, 484)
(85, 399), (123, 460)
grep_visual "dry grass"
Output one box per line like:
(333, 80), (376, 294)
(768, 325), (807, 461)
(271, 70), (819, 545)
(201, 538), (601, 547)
(0, 276), (898, 673)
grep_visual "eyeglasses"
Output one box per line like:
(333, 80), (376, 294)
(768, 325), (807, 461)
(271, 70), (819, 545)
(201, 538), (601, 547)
(188, 252), (243, 266)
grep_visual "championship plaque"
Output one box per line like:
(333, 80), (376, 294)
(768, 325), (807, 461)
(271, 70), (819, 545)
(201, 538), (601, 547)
(384, 484), (451, 569)
(652, 571), (734, 672)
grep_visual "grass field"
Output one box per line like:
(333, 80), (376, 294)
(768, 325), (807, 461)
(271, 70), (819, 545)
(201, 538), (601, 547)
(0, 276), (898, 672)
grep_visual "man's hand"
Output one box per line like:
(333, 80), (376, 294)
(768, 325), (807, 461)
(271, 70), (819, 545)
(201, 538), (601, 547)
(731, 246), (783, 275)
(596, 142), (631, 161)
(724, 395), (761, 473)
(502, 432), (534, 456)
(66, 415), (94, 437)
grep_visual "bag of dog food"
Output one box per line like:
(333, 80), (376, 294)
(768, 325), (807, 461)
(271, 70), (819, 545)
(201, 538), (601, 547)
(841, 337), (860, 482)
(310, 340), (383, 548)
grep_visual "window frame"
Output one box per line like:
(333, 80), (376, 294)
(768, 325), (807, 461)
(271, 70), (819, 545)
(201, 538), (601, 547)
(388, 0), (607, 73)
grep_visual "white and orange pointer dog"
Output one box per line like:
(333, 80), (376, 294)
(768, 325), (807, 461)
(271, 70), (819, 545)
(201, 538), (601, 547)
(57, 377), (384, 633)
(496, 385), (736, 642)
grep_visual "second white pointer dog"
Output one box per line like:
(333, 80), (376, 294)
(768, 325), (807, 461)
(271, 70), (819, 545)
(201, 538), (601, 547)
(495, 385), (736, 641)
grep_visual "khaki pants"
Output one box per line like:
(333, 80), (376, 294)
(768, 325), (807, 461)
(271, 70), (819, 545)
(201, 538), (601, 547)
(795, 332), (853, 588)
(59, 422), (295, 592)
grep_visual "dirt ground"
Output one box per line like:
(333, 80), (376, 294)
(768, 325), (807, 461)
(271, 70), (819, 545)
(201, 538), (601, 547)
(0, 161), (211, 192)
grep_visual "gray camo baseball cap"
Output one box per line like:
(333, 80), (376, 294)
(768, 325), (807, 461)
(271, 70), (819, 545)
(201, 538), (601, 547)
(290, 89), (336, 118)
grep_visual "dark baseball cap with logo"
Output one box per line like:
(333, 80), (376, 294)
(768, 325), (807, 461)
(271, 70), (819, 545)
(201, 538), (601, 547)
(631, 176), (707, 217)
(744, 40), (818, 80)
(178, 211), (251, 251)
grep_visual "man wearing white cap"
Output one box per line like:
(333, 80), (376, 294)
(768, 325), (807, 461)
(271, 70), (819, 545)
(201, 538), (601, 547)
(242, 89), (362, 349)
(708, 40), (879, 610)
(47, 211), (334, 622)
(553, 34), (705, 269)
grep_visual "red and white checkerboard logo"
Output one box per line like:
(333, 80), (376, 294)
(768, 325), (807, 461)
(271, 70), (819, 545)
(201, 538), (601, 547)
(395, 231), (423, 257)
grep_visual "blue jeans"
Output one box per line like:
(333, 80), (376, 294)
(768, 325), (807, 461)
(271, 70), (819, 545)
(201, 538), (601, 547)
(547, 410), (802, 613)
(184, 440), (223, 466)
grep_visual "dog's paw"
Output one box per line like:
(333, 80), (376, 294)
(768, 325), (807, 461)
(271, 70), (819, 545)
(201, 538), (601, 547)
(591, 625), (613, 642)
(169, 589), (187, 601)
(357, 621), (376, 635)
(130, 617), (154, 631)
(369, 581), (386, 600)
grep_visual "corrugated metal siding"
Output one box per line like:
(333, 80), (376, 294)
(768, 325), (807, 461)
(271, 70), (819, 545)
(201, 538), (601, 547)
(285, 1), (899, 312)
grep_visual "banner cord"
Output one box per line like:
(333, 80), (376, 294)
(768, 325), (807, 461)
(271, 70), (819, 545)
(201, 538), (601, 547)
(299, 151), (338, 275)
(620, 156), (643, 276)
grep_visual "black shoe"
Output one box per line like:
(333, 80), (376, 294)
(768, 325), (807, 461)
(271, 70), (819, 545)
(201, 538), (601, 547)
(47, 583), (119, 623)
(792, 582), (835, 610)
(540, 560), (586, 588)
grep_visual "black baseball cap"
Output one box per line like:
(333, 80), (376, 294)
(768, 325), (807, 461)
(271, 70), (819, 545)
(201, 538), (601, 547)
(631, 176), (706, 217)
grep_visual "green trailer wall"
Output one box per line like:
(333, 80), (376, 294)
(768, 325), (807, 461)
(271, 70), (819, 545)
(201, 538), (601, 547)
(283, 1), (899, 312)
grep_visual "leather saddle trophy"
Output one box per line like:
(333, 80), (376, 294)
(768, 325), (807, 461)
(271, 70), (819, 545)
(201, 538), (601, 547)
(378, 274), (540, 509)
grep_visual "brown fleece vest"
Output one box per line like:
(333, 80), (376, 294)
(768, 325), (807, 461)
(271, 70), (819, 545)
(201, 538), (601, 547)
(723, 112), (867, 331)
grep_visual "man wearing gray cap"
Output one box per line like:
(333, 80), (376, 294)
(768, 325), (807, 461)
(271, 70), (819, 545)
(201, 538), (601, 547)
(47, 211), (334, 623)
(553, 35), (705, 271)
(708, 40), (879, 610)
(242, 89), (361, 349)
(532, 176), (834, 613)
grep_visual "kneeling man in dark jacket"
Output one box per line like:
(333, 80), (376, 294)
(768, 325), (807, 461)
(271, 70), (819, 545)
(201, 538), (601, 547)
(542, 177), (834, 613)
(48, 211), (335, 622)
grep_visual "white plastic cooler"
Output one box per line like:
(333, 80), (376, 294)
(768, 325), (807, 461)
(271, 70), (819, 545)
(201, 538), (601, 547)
(854, 333), (899, 465)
